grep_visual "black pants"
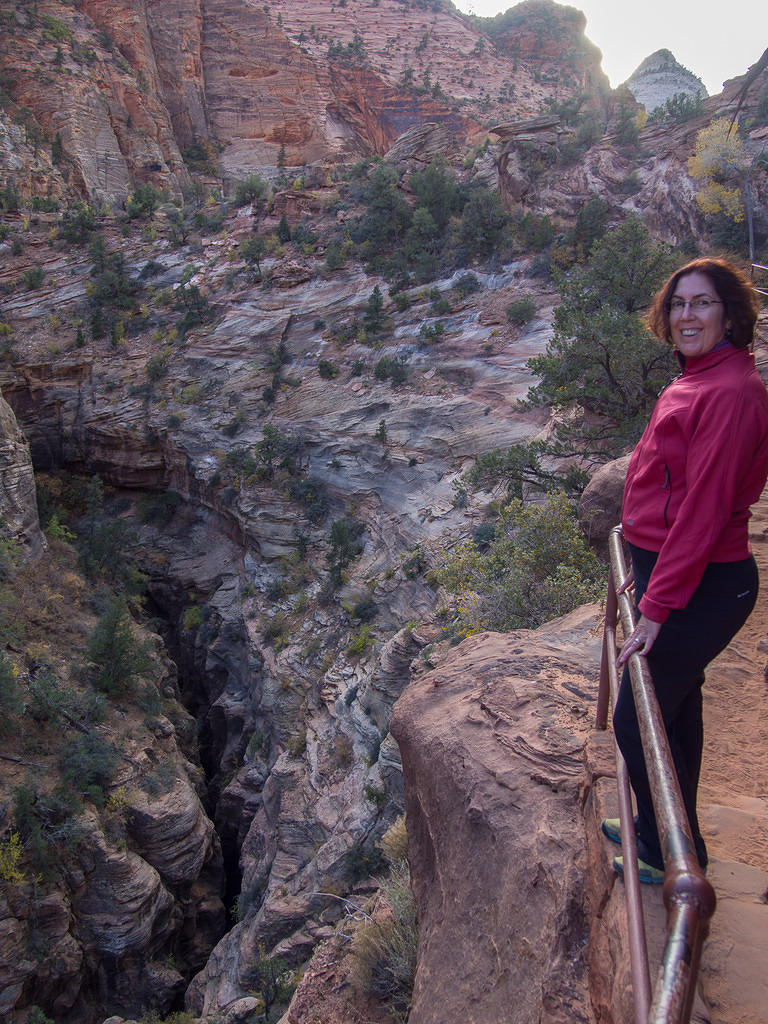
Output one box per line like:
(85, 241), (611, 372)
(613, 544), (758, 870)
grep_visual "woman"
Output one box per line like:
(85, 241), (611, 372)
(608, 257), (768, 883)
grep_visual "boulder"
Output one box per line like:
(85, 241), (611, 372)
(578, 455), (630, 555)
(391, 607), (604, 1024)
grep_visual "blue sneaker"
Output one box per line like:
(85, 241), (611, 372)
(613, 855), (664, 885)
(601, 818), (621, 844)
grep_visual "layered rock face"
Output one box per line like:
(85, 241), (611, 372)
(0, 664), (226, 1020)
(0, 237), (554, 1019)
(0, 388), (45, 560)
(625, 48), (707, 110)
(0, 0), (607, 199)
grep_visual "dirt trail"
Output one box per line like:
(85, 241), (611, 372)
(693, 488), (768, 1022)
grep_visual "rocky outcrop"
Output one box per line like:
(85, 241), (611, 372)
(0, 703), (225, 1021)
(487, 0), (609, 98)
(0, 388), (45, 560)
(577, 455), (630, 555)
(625, 48), (707, 111)
(391, 607), (603, 1024)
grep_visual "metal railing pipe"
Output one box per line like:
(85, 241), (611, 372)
(598, 526), (717, 1024)
(599, 561), (652, 1024)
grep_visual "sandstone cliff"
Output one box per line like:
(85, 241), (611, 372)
(625, 48), (707, 110)
(0, 0), (607, 200)
(0, 572), (227, 1020)
(0, 388), (45, 560)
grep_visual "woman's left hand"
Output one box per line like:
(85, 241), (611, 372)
(618, 615), (663, 665)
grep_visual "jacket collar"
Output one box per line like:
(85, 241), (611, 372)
(677, 342), (748, 376)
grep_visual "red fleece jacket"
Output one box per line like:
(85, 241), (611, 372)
(621, 345), (768, 623)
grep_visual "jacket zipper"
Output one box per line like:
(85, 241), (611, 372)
(662, 466), (671, 528)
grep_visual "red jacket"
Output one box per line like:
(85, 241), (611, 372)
(622, 345), (768, 623)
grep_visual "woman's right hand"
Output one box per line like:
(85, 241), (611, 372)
(617, 614), (662, 665)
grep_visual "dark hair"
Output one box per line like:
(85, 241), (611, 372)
(647, 257), (761, 350)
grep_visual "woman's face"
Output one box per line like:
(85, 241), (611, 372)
(669, 271), (730, 359)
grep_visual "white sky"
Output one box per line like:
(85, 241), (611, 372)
(453, 0), (767, 96)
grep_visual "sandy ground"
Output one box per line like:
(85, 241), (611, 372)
(689, 489), (768, 1023)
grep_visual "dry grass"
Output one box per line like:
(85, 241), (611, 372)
(349, 860), (418, 1020)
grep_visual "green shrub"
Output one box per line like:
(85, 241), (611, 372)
(234, 173), (267, 207)
(60, 201), (98, 244)
(435, 491), (604, 635)
(347, 624), (374, 657)
(263, 611), (290, 648)
(418, 320), (445, 345)
(649, 91), (703, 125)
(137, 491), (181, 525)
(454, 272), (481, 299)
(145, 354), (167, 381)
(326, 241), (344, 270)
(327, 517), (364, 588)
(24, 266), (45, 290)
(29, 196), (59, 212)
(345, 841), (387, 881)
(126, 184), (160, 220)
(0, 181), (20, 213)
(41, 14), (73, 42)
(61, 732), (117, 806)
(525, 215), (677, 457)
(515, 211), (554, 252)
(287, 727), (307, 757)
(240, 235), (265, 277)
(318, 359), (339, 379)
(27, 667), (72, 723)
(363, 782), (386, 806)
(374, 355), (408, 385)
(429, 287), (451, 314)
(29, 1009), (55, 1024)
(241, 948), (294, 1019)
(0, 651), (22, 721)
(183, 604), (204, 631)
(352, 598), (377, 622)
(506, 297), (536, 326)
(0, 832), (25, 884)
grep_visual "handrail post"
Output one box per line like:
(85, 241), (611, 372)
(596, 563), (618, 729)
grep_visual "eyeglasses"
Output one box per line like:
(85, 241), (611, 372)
(668, 297), (723, 313)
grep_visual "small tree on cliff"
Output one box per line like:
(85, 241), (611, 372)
(85, 596), (153, 695)
(363, 285), (387, 336)
(524, 215), (678, 460)
(688, 118), (766, 261)
(327, 517), (365, 589)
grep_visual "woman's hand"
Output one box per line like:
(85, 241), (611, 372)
(618, 614), (663, 665)
(617, 565), (634, 596)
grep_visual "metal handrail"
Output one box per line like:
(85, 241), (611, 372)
(752, 262), (768, 299)
(596, 526), (717, 1024)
